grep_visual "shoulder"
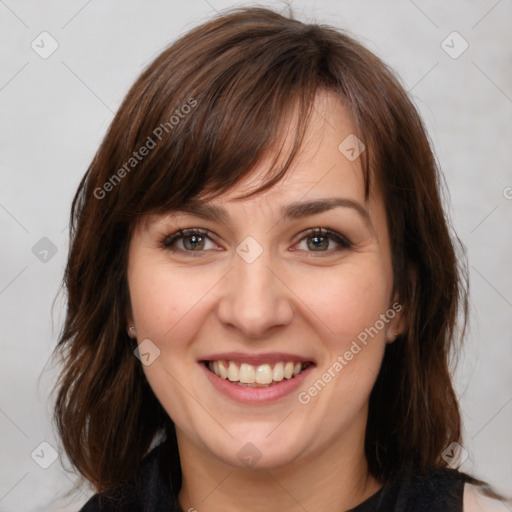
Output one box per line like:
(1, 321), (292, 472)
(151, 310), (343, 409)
(368, 466), (469, 512)
(352, 466), (470, 511)
(393, 468), (508, 512)
(401, 466), (467, 511)
(463, 483), (509, 512)
(78, 441), (177, 512)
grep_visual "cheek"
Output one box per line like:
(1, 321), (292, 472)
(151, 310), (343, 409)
(292, 258), (392, 340)
(128, 259), (218, 344)
(129, 271), (175, 336)
(128, 260), (210, 420)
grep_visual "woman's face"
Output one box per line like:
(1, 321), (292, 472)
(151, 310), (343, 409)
(127, 90), (404, 470)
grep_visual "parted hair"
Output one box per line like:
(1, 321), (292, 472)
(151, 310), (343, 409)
(54, 5), (501, 500)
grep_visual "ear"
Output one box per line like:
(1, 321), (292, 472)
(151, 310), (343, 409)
(386, 266), (416, 344)
(386, 294), (407, 343)
(126, 305), (137, 339)
(385, 294), (407, 344)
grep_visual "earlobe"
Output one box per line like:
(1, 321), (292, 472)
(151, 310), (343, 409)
(386, 329), (401, 344)
(386, 293), (408, 343)
(386, 265), (416, 343)
(126, 302), (136, 338)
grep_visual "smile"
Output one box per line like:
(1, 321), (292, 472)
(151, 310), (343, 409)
(200, 357), (316, 404)
(205, 360), (314, 387)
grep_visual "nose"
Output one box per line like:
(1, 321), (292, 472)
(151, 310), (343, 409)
(216, 245), (294, 339)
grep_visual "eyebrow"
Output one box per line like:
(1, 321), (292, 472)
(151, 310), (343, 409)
(175, 197), (374, 232)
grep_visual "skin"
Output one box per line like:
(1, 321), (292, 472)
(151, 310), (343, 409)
(127, 90), (406, 512)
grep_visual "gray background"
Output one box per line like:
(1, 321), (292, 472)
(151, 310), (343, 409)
(1, 1), (511, 510)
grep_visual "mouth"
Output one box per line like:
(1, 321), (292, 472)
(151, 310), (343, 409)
(202, 359), (315, 387)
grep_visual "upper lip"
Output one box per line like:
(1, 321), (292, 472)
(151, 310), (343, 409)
(199, 352), (316, 366)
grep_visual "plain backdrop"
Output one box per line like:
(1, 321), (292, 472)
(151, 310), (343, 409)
(1, 1), (511, 510)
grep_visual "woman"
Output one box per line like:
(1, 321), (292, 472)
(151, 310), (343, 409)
(54, 6), (509, 511)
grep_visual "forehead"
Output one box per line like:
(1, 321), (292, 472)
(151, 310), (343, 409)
(137, 90), (386, 235)
(199, 90), (368, 207)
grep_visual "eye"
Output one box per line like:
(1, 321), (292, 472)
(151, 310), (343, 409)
(161, 227), (352, 256)
(293, 228), (352, 254)
(161, 228), (218, 254)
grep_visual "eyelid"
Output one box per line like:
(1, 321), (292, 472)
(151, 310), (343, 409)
(292, 227), (352, 252)
(161, 227), (216, 248)
(160, 226), (352, 254)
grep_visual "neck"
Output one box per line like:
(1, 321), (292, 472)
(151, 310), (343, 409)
(176, 412), (382, 512)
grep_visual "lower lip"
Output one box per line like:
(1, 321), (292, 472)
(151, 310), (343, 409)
(200, 362), (315, 404)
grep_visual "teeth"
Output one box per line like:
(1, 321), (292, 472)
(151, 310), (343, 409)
(272, 362), (284, 381)
(239, 363), (256, 383)
(227, 361), (239, 382)
(218, 361), (228, 379)
(255, 364), (273, 384)
(207, 360), (310, 386)
(284, 362), (294, 379)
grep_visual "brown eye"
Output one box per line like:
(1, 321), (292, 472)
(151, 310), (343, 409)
(295, 228), (352, 254)
(307, 234), (329, 251)
(162, 228), (216, 253)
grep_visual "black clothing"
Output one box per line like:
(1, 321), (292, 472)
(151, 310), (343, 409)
(80, 441), (468, 511)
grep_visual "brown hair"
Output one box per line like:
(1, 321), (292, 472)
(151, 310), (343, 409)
(53, 5), (503, 500)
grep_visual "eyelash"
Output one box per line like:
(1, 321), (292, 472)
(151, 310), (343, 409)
(160, 227), (352, 256)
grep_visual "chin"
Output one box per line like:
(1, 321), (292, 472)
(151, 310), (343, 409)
(202, 428), (309, 470)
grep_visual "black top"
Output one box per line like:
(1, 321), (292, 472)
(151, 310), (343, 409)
(80, 441), (469, 512)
